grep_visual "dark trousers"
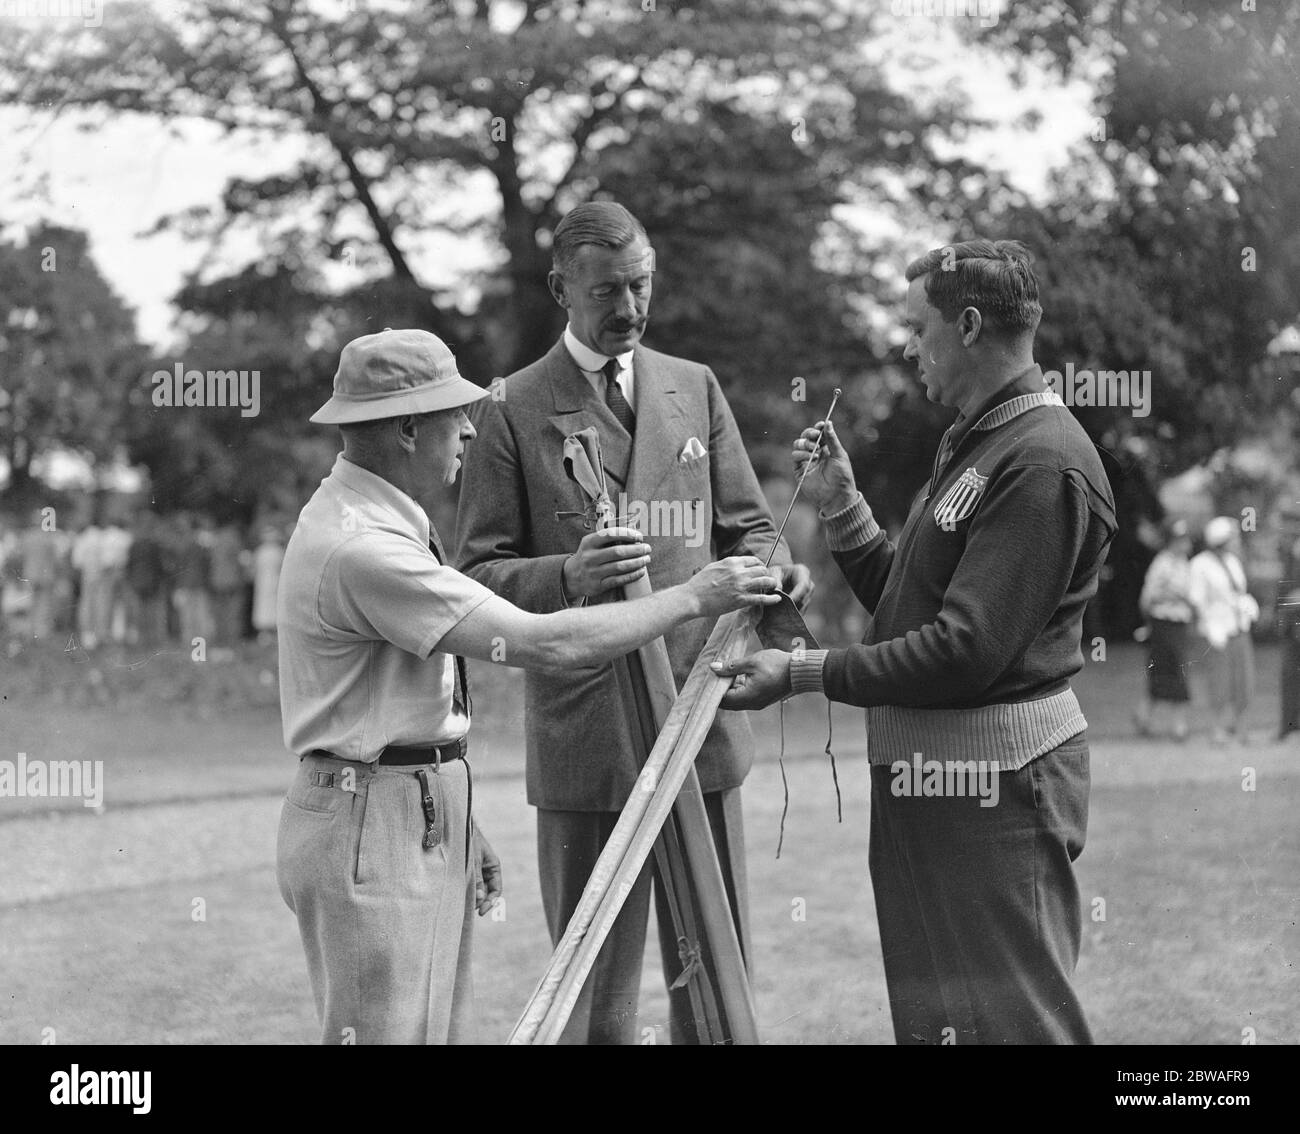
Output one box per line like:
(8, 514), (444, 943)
(1280, 631), (1300, 739)
(211, 588), (246, 645)
(868, 732), (1093, 1045)
(537, 788), (750, 1045)
(126, 589), (168, 647)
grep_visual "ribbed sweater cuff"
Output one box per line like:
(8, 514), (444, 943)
(788, 648), (828, 695)
(820, 493), (881, 551)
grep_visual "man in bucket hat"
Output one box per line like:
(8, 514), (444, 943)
(276, 328), (780, 1044)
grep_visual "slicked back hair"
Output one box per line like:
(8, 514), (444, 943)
(905, 239), (1043, 337)
(551, 201), (648, 277)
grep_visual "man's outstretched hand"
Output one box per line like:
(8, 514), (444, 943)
(711, 648), (793, 710)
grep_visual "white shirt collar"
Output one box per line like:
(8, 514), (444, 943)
(333, 453), (431, 547)
(564, 324), (634, 375)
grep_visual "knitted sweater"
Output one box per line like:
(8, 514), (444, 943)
(790, 366), (1117, 770)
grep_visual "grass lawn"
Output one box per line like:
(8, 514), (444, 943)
(0, 641), (1296, 1043)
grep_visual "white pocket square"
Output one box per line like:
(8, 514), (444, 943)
(679, 437), (707, 462)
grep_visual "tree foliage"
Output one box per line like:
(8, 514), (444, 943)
(985, 0), (1300, 464)
(0, 0), (981, 509)
(0, 223), (146, 502)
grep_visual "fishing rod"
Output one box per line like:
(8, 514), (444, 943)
(766, 387), (843, 569)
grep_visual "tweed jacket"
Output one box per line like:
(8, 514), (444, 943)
(455, 338), (790, 810)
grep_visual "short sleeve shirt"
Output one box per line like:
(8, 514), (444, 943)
(277, 454), (494, 761)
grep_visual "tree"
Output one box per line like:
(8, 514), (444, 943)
(3, 0), (996, 518)
(0, 223), (146, 502)
(123, 261), (341, 521)
(985, 0), (1300, 469)
(0, 0), (972, 374)
(959, 0), (1300, 632)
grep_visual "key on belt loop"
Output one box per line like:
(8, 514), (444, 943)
(415, 767), (441, 850)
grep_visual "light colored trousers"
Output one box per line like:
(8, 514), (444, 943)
(28, 585), (56, 639)
(1204, 632), (1255, 717)
(277, 752), (476, 1044)
(77, 572), (119, 644)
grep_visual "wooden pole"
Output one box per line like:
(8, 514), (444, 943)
(622, 573), (759, 1042)
(511, 609), (757, 1044)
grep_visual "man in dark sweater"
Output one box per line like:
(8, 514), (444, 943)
(714, 239), (1116, 1044)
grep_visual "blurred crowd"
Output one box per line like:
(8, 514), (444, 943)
(0, 509), (286, 651)
(1135, 509), (1300, 744)
(3, 494), (1297, 744)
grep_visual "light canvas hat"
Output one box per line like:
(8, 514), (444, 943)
(310, 328), (489, 424)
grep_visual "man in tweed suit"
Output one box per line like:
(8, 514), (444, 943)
(456, 201), (811, 1044)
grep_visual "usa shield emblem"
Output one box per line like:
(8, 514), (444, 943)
(933, 466), (988, 530)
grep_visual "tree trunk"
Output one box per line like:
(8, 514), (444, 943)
(492, 123), (565, 373)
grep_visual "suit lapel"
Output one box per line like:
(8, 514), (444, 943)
(545, 339), (632, 492)
(625, 347), (682, 502)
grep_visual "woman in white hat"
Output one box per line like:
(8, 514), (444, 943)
(1189, 516), (1259, 742)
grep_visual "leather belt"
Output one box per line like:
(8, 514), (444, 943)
(307, 738), (467, 767)
(378, 738), (467, 766)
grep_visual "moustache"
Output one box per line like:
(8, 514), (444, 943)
(606, 320), (644, 334)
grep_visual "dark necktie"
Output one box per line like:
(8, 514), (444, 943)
(602, 358), (636, 436)
(427, 528), (470, 718)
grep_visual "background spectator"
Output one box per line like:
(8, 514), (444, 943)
(1134, 518), (1195, 740)
(17, 511), (69, 641)
(251, 524), (284, 644)
(100, 514), (132, 645)
(1277, 505), (1300, 742)
(171, 513), (213, 647)
(1190, 517), (1260, 743)
(124, 510), (169, 648)
(0, 518), (18, 637)
(71, 517), (109, 649)
(209, 521), (248, 646)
